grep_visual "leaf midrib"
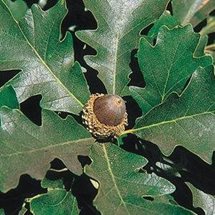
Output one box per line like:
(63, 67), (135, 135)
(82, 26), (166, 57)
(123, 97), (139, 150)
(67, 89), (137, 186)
(2, 0), (84, 107)
(112, 34), (119, 94)
(123, 111), (215, 134)
(162, 41), (181, 101)
(0, 137), (93, 157)
(31, 189), (69, 206)
(103, 145), (130, 214)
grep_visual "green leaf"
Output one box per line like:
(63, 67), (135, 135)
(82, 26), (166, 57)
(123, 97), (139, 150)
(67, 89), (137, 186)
(0, 0), (90, 114)
(130, 25), (212, 114)
(3, 0), (27, 21)
(187, 183), (215, 215)
(144, 11), (206, 58)
(195, 35), (208, 57)
(28, 174), (79, 215)
(172, 0), (215, 26)
(29, 176), (79, 215)
(42, 178), (65, 190)
(147, 11), (180, 42)
(0, 86), (19, 109)
(145, 12), (207, 58)
(126, 67), (215, 163)
(86, 143), (176, 214)
(30, 189), (79, 215)
(122, 196), (195, 215)
(0, 209), (4, 215)
(0, 108), (94, 192)
(76, 0), (170, 95)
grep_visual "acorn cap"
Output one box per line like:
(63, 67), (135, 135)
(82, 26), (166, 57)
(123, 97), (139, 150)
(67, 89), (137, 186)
(82, 93), (128, 139)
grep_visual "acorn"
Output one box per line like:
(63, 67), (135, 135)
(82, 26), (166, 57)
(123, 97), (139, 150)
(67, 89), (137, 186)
(82, 93), (128, 139)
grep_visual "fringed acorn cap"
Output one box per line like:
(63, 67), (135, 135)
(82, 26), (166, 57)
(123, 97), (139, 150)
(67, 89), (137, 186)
(82, 93), (128, 139)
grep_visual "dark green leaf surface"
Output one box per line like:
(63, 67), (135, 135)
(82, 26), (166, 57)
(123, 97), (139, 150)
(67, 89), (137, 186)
(0, 0), (90, 114)
(87, 143), (177, 214)
(0, 108), (94, 192)
(0, 86), (19, 109)
(30, 189), (79, 215)
(130, 25), (212, 114)
(127, 67), (215, 163)
(172, 0), (215, 26)
(187, 183), (215, 215)
(76, 0), (169, 95)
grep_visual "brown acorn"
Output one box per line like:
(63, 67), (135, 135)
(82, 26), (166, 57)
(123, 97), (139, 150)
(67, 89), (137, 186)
(82, 93), (128, 139)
